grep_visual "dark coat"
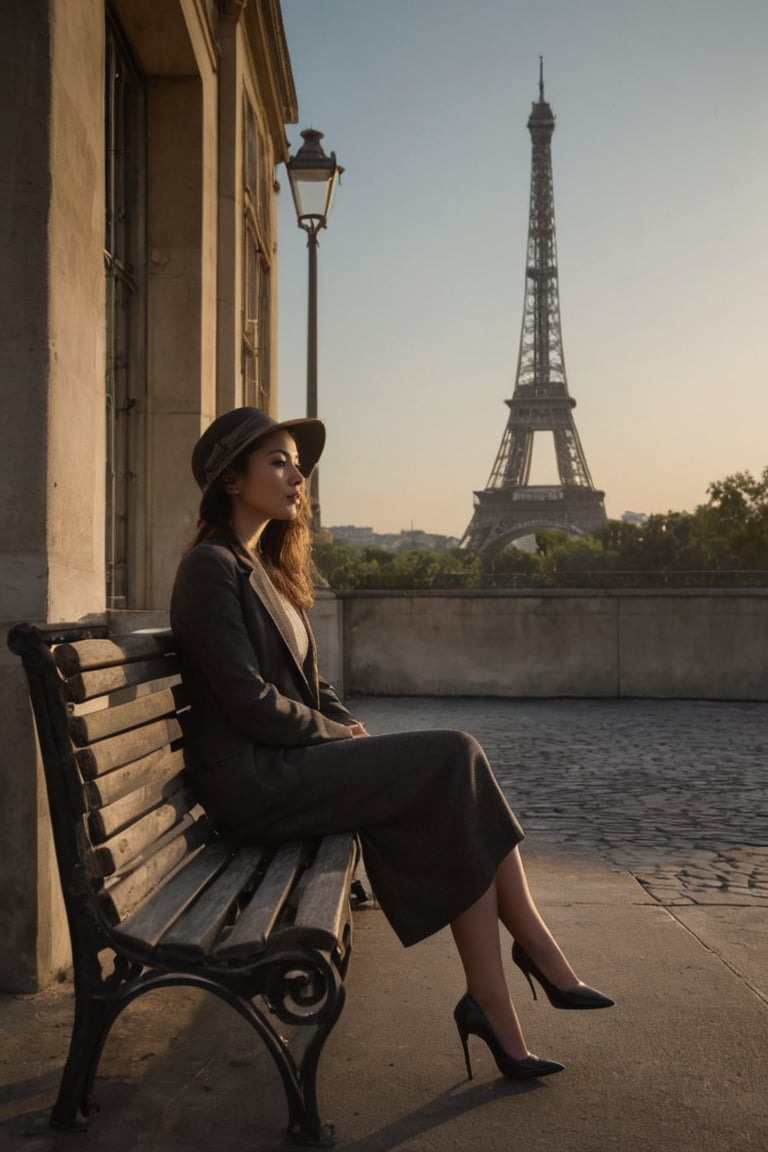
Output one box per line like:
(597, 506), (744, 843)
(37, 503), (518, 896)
(170, 535), (357, 829)
(170, 534), (524, 947)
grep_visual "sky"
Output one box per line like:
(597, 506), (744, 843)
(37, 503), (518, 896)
(276, 0), (768, 538)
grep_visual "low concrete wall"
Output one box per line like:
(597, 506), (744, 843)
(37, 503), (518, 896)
(338, 590), (768, 700)
(308, 592), (346, 697)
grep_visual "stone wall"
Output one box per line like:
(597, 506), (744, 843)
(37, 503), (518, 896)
(337, 590), (768, 701)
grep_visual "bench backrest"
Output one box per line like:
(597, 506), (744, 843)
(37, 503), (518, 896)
(9, 626), (210, 931)
(10, 623), (357, 971)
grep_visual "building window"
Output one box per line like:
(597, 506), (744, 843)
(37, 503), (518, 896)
(104, 15), (145, 607)
(243, 98), (271, 409)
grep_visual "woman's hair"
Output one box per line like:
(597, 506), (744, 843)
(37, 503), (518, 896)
(189, 443), (316, 609)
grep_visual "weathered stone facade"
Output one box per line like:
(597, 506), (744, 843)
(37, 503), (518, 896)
(0, 0), (298, 990)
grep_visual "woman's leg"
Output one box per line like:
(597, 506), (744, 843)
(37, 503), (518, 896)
(452, 836), (614, 1057)
(495, 846), (579, 988)
(450, 878), (529, 1058)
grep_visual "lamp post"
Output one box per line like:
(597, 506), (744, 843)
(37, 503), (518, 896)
(286, 128), (342, 533)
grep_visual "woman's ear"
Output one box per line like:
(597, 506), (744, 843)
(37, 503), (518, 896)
(222, 468), (240, 496)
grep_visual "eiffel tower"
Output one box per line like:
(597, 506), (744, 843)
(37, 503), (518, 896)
(462, 63), (606, 559)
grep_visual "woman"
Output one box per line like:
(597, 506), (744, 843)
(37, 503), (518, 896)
(170, 407), (614, 1083)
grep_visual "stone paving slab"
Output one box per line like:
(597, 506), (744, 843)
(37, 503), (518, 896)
(635, 846), (768, 907)
(671, 904), (768, 1003)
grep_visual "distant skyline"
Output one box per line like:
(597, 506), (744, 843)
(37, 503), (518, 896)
(277, 1), (768, 537)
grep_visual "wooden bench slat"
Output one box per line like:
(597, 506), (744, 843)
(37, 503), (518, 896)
(99, 807), (210, 925)
(216, 842), (306, 959)
(112, 840), (237, 949)
(76, 715), (182, 779)
(157, 847), (267, 960)
(53, 633), (175, 676)
(290, 834), (357, 950)
(69, 685), (182, 745)
(88, 772), (188, 841)
(83, 747), (185, 808)
(92, 787), (198, 873)
(64, 657), (180, 704)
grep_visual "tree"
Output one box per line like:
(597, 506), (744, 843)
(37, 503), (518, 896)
(699, 467), (768, 569)
(313, 540), (482, 590)
(705, 467), (768, 522)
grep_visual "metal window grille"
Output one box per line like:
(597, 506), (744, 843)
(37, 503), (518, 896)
(104, 15), (145, 607)
(242, 98), (271, 409)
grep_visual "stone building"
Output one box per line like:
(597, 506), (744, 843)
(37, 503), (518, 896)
(0, 0), (301, 990)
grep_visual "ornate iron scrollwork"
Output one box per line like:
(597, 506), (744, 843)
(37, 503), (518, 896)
(260, 949), (342, 1027)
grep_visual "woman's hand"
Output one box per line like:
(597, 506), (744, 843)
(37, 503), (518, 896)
(347, 722), (370, 738)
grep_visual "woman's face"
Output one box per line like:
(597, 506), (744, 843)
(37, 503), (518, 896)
(226, 430), (304, 528)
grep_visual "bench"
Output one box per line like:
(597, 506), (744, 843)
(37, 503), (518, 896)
(7, 621), (361, 1147)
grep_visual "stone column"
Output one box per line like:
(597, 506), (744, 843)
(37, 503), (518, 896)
(143, 67), (219, 607)
(0, 0), (106, 991)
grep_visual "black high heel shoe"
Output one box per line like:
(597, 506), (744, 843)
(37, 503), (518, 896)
(453, 994), (564, 1081)
(511, 942), (615, 1010)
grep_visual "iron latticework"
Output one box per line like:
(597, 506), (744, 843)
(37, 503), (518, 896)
(463, 63), (606, 559)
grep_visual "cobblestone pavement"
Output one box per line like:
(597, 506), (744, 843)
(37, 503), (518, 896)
(351, 696), (768, 908)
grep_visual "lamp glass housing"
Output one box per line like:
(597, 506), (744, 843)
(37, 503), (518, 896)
(287, 129), (340, 229)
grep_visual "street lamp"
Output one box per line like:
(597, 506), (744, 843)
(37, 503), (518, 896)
(286, 128), (342, 532)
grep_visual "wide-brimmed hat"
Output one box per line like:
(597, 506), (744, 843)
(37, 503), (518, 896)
(192, 407), (325, 521)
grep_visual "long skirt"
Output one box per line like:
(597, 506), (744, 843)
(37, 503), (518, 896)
(215, 728), (524, 948)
